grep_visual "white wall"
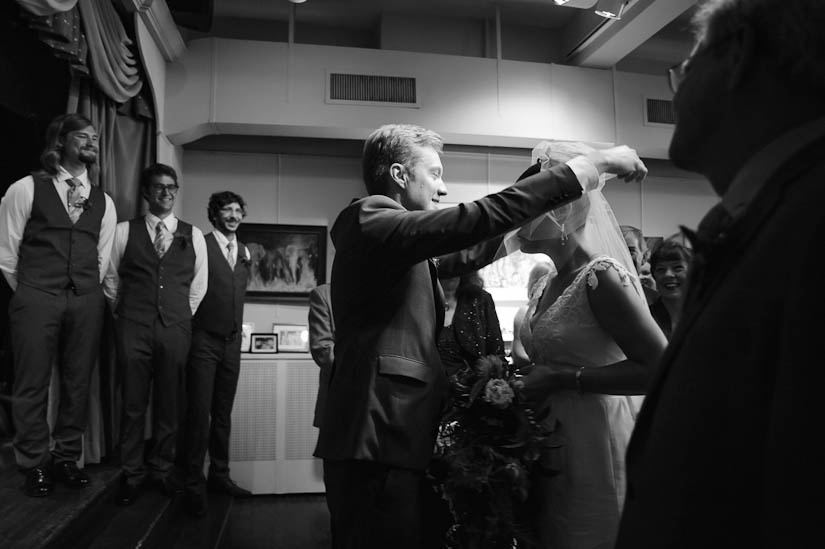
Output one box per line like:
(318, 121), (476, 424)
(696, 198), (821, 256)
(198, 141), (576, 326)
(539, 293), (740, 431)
(614, 70), (675, 160)
(165, 39), (616, 148)
(180, 150), (363, 331)
(180, 148), (716, 331)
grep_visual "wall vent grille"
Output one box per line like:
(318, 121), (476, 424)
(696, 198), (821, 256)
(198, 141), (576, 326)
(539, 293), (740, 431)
(645, 98), (676, 126)
(328, 73), (418, 106)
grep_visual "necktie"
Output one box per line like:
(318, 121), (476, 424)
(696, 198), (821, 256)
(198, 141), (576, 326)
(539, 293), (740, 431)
(66, 178), (83, 224)
(227, 240), (236, 269)
(155, 221), (168, 258)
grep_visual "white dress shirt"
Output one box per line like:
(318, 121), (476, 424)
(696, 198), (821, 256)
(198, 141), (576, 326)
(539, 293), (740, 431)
(103, 213), (208, 315)
(210, 230), (250, 267)
(0, 166), (117, 291)
(565, 155), (601, 193)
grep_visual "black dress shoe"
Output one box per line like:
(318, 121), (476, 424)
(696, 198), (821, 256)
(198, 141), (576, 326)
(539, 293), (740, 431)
(116, 477), (140, 506)
(24, 466), (54, 497)
(53, 461), (91, 488)
(150, 476), (183, 497)
(184, 490), (207, 517)
(207, 475), (252, 497)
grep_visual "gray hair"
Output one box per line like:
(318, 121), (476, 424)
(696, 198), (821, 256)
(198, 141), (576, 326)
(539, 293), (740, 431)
(692, 0), (825, 94)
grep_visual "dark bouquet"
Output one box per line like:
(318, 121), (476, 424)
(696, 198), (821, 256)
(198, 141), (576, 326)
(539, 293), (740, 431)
(430, 355), (555, 549)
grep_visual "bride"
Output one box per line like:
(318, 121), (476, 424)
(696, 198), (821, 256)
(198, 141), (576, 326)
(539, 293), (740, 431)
(514, 142), (667, 549)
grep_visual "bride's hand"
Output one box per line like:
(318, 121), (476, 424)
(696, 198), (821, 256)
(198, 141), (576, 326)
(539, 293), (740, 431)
(514, 363), (579, 404)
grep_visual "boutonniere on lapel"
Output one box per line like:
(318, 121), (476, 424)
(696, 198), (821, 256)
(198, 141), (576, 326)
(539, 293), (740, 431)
(173, 231), (193, 250)
(240, 249), (251, 266)
(72, 197), (93, 211)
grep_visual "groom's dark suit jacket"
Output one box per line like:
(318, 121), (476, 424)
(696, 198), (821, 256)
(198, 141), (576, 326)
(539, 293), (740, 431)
(314, 164), (584, 470)
(616, 135), (825, 548)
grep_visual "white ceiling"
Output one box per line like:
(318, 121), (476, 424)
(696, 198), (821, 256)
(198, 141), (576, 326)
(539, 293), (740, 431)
(188, 0), (698, 75)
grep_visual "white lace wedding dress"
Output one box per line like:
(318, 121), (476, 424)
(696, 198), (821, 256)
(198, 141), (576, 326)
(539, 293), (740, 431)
(520, 256), (643, 549)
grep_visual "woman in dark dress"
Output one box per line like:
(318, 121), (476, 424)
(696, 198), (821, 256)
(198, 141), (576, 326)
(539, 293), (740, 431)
(648, 241), (692, 339)
(437, 271), (505, 378)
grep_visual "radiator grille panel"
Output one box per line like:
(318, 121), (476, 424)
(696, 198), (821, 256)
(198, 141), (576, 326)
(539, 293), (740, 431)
(329, 73), (417, 104)
(646, 98), (676, 125)
(284, 361), (320, 460)
(230, 361), (277, 461)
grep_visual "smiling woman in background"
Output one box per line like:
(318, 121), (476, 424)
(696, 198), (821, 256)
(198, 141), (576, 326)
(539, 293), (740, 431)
(648, 241), (692, 339)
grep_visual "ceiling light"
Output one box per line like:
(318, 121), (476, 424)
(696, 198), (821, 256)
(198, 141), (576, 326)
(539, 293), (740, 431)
(288, 0), (307, 4)
(553, 0), (598, 7)
(595, 0), (626, 19)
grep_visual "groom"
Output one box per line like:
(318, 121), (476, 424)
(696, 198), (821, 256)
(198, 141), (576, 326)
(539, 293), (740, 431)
(314, 123), (648, 548)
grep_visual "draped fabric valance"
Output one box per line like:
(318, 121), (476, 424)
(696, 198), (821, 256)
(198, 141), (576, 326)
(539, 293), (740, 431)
(16, 0), (77, 16)
(16, 0), (143, 104)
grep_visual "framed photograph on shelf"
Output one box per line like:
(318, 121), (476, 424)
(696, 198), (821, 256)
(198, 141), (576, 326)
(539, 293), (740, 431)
(250, 333), (279, 353)
(240, 322), (255, 352)
(236, 223), (327, 301)
(272, 324), (310, 353)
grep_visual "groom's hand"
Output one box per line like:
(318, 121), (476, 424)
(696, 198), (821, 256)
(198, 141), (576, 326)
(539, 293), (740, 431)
(586, 146), (648, 183)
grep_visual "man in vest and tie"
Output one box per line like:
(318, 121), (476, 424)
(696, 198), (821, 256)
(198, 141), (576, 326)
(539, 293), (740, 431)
(0, 113), (117, 496)
(183, 191), (252, 517)
(104, 163), (208, 506)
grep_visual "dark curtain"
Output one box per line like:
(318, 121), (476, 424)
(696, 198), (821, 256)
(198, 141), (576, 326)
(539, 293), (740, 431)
(0, 0), (72, 440)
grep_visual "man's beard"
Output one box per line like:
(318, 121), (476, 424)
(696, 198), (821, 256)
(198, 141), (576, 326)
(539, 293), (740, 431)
(78, 149), (98, 164)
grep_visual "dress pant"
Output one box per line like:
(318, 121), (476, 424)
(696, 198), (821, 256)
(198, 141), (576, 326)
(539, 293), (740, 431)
(116, 315), (190, 485)
(9, 284), (104, 469)
(184, 328), (241, 493)
(323, 459), (430, 549)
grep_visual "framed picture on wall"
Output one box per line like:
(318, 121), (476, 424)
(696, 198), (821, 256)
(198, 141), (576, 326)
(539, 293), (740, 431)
(236, 223), (327, 300)
(250, 333), (279, 353)
(272, 324), (310, 353)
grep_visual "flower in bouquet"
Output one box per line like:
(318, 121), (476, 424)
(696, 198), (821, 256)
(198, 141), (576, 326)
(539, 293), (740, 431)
(483, 379), (514, 409)
(431, 354), (555, 548)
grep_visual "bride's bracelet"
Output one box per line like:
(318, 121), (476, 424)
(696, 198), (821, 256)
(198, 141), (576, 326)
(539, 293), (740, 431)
(575, 366), (586, 393)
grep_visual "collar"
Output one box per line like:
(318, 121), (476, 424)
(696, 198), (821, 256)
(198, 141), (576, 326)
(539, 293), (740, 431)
(56, 166), (89, 187)
(722, 116), (825, 219)
(211, 229), (234, 248)
(146, 212), (178, 233)
(211, 230), (248, 259)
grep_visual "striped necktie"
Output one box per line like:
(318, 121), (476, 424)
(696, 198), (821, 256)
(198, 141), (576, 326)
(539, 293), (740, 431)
(227, 240), (236, 269)
(155, 221), (169, 257)
(66, 178), (83, 224)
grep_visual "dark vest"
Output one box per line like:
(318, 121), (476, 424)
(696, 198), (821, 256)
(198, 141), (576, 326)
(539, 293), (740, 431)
(17, 172), (106, 295)
(193, 233), (249, 338)
(116, 217), (196, 327)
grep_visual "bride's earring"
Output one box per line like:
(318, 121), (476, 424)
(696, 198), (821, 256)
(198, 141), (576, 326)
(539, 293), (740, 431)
(561, 223), (567, 246)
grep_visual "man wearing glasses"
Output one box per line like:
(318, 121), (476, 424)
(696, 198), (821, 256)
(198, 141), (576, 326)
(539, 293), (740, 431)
(617, 0), (825, 547)
(104, 163), (207, 506)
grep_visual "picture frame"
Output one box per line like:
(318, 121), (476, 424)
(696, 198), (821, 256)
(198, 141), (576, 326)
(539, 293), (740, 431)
(236, 223), (327, 301)
(250, 333), (279, 353)
(272, 324), (310, 353)
(240, 322), (255, 353)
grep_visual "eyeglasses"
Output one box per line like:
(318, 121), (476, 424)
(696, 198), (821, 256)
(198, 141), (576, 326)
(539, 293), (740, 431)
(667, 34), (736, 94)
(667, 41), (704, 94)
(150, 183), (179, 195)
